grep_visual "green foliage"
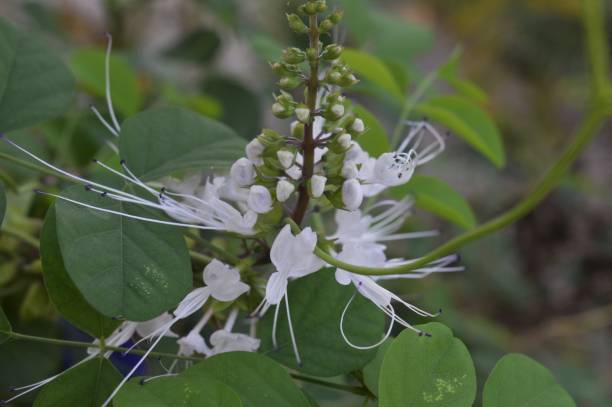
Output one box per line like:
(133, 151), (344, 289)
(184, 352), (311, 407)
(119, 106), (246, 181)
(259, 269), (385, 377)
(54, 186), (192, 321)
(392, 175), (477, 229)
(41, 207), (120, 337)
(416, 96), (506, 168)
(341, 49), (405, 100)
(0, 18), (74, 133)
(379, 323), (476, 407)
(483, 353), (576, 407)
(70, 47), (142, 116)
(353, 104), (390, 157)
(439, 52), (488, 105)
(164, 29), (221, 64)
(0, 180), (5, 225)
(115, 376), (242, 407)
(33, 358), (122, 407)
(362, 339), (391, 397)
(0, 305), (11, 344)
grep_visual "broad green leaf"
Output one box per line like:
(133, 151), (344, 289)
(33, 358), (121, 407)
(416, 95), (505, 167)
(391, 175), (477, 229)
(439, 53), (488, 105)
(55, 186), (192, 321)
(362, 339), (392, 397)
(202, 76), (262, 141)
(379, 323), (476, 407)
(259, 269), (385, 377)
(114, 376), (242, 407)
(119, 106), (246, 181)
(0, 18), (74, 133)
(341, 49), (404, 100)
(0, 305), (11, 344)
(0, 180), (5, 225)
(161, 84), (222, 119)
(353, 104), (391, 157)
(164, 29), (221, 64)
(70, 48), (141, 116)
(41, 207), (119, 337)
(184, 352), (311, 407)
(483, 353), (576, 407)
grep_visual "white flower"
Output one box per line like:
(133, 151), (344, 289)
(204, 259), (250, 302)
(210, 330), (261, 355)
(246, 139), (265, 166)
(338, 133), (352, 149)
(342, 179), (364, 211)
(331, 104), (345, 118)
(351, 118), (365, 133)
(341, 161), (358, 179)
(285, 165), (303, 180)
(230, 157), (256, 187)
(247, 185), (273, 214)
(276, 179), (295, 202)
(310, 175), (327, 198)
(177, 330), (210, 357)
(277, 150), (295, 169)
(272, 103), (285, 116)
(295, 107), (310, 123)
(371, 151), (417, 187)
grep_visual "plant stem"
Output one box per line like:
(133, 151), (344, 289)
(583, 0), (612, 104)
(1, 226), (40, 249)
(290, 373), (369, 396)
(292, 15), (320, 225)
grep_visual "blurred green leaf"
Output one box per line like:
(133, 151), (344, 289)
(115, 376), (242, 407)
(353, 104), (390, 157)
(259, 269), (385, 377)
(54, 186), (192, 321)
(0, 305), (11, 344)
(164, 28), (221, 64)
(202, 76), (262, 141)
(184, 352), (311, 407)
(379, 323), (476, 407)
(416, 96), (505, 167)
(362, 339), (392, 397)
(249, 34), (284, 62)
(0, 18), (75, 133)
(341, 49), (405, 100)
(120, 106), (245, 181)
(0, 180), (5, 225)
(41, 207), (120, 337)
(70, 48), (141, 116)
(391, 175), (477, 229)
(162, 84), (222, 119)
(439, 52), (488, 104)
(33, 358), (121, 407)
(19, 281), (52, 321)
(483, 354), (576, 407)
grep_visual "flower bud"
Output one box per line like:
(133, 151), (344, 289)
(329, 9), (344, 24)
(283, 47), (306, 64)
(342, 179), (363, 211)
(319, 18), (335, 33)
(338, 133), (352, 149)
(277, 150), (295, 169)
(291, 121), (305, 139)
(276, 179), (295, 202)
(328, 103), (345, 120)
(306, 48), (319, 62)
(286, 165), (303, 180)
(247, 185), (273, 214)
(326, 70), (342, 85)
(341, 161), (358, 179)
(295, 105), (311, 123)
(279, 76), (302, 90)
(310, 175), (327, 198)
(246, 139), (265, 166)
(230, 157), (256, 187)
(286, 13), (309, 34)
(303, 2), (318, 15)
(351, 118), (365, 134)
(322, 44), (343, 60)
(316, 0), (328, 12)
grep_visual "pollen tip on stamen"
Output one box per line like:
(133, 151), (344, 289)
(33, 189), (42, 194)
(422, 116), (429, 122)
(120, 159), (126, 165)
(139, 378), (146, 385)
(84, 184), (93, 191)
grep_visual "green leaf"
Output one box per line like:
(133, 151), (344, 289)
(0, 18), (75, 133)
(119, 106), (246, 181)
(379, 323), (476, 407)
(391, 175), (477, 229)
(202, 76), (262, 141)
(353, 104), (390, 157)
(114, 376), (242, 407)
(54, 186), (192, 321)
(0, 180), (5, 225)
(184, 352), (311, 407)
(341, 49), (404, 100)
(483, 353), (576, 407)
(439, 53), (488, 105)
(70, 48), (141, 116)
(362, 339), (392, 397)
(0, 305), (11, 344)
(41, 207), (120, 337)
(416, 95), (505, 167)
(258, 269), (385, 377)
(164, 29), (221, 64)
(33, 358), (121, 407)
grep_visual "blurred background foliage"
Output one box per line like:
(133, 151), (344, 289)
(0, 0), (611, 405)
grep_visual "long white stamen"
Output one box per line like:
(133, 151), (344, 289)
(271, 303), (281, 350)
(374, 231), (439, 242)
(284, 291), (302, 366)
(90, 106), (119, 137)
(192, 308), (215, 334)
(104, 33), (121, 133)
(340, 293), (395, 350)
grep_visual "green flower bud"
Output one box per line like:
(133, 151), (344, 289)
(319, 18), (335, 33)
(295, 104), (311, 123)
(316, 1), (328, 12)
(283, 47), (306, 64)
(322, 44), (343, 60)
(329, 9), (344, 24)
(304, 2), (318, 15)
(291, 121), (305, 138)
(286, 13), (309, 34)
(306, 47), (319, 62)
(326, 70), (342, 85)
(339, 72), (359, 87)
(279, 76), (303, 90)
